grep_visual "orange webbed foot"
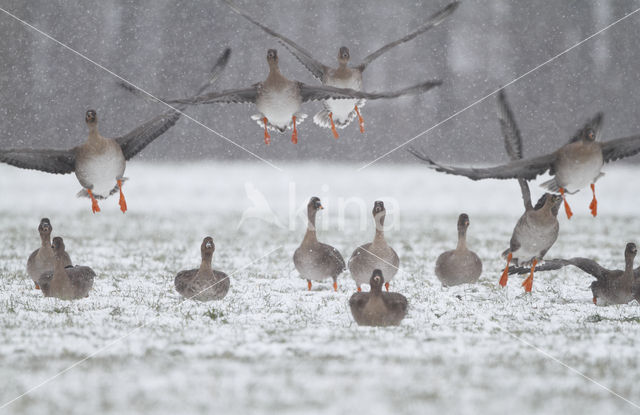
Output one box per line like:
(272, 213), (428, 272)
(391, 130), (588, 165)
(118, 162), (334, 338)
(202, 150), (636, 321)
(593, 297), (597, 305)
(87, 189), (101, 214)
(263, 117), (271, 145)
(559, 188), (573, 219)
(328, 112), (339, 139)
(291, 116), (298, 144)
(384, 282), (389, 292)
(117, 179), (127, 213)
(357, 286), (362, 292)
(34, 282), (40, 290)
(521, 258), (537, 293)
(589, 183), (597, 217)
(333, 281), (338, 292)
(354, 105), (364, 133)
(499, 252), (512, 287)
(307, 280), (312, 291)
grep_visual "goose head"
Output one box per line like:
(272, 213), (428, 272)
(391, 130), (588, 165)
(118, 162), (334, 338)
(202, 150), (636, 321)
(85, 109), (97, 125)
(457, 213), (470, 233)
(38, 218), (52, 236)
(51, 236), (65, 254)
(369, 269), (385, 291)
(201, 236), (216, 255)
(337, 46), (350, 65)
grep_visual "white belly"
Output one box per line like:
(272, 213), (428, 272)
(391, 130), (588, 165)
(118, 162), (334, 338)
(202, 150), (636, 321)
(324, 76), (363, 123)
(76, 147), (125, 197)
(555, 150), (603, 192)
(256, 87), (301, 130)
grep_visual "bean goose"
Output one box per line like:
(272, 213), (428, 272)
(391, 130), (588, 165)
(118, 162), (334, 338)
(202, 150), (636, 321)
(222, 0), (457, 138)
(175, 237), (230, 301)
(0, 48), (230, 213)
(26, 218), (71, 289)
(293, 197), (345, 291)
(348, 201), (399, 291)
(39, 237), (94, 300)
(349, 269), (408, 327)
(435, 213), (482, 286)
(509, 243), (638, 306)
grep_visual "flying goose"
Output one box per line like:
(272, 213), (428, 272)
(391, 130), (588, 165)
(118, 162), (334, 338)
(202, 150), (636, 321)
(0, 48), (231, 213)
(509, 243), (638, 306)
(156, 49), (441, 145)
(349, 269), (408, 327)
(223, 0), (457, 138)
(293, 197), (345, 291)
(39, 237), (95, 300)
(175, 237), (230, 301)
(434, 213), (482, 286)
(26, 218), (71, 289)
(410, 110), (640, 219)
(348, 201), (399, 292)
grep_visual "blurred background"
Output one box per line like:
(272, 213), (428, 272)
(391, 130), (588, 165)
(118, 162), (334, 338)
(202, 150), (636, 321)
(0, 0), (639, 165)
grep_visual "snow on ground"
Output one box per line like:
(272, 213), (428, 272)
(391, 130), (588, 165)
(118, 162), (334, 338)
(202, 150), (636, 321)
(1, 161), (640, 415)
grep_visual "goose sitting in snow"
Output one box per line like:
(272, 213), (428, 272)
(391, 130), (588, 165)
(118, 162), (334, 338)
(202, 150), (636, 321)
(158, 49), (441, 145)
(293, 197), (345, 291)
(434, 213), (482, 286)
(509, 243), (638, 306)
(27, 218), (71, 289)
(0, 48), (230, 214)
(348, 201), (399, 292)
(223, 0), (457, 138)
(349, 269), (408, 327)
(175, 237), (230, 301)
(39, 237), (94, 300)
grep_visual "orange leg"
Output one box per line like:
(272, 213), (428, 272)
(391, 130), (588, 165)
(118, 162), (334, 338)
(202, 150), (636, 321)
(357, 286), (362, 292)
(521, 258), (537, 293)
(262, 117), (271, 145)
(559, 188), (573, 219)
(328, 112), (339, 139)
(34, 282), (40, 290)
(384, 282), (389, 292)
(592, 297), (597, 305)
(291, 115), (298, 144)
(87, 189), (101, 214)
(117, 179), (127, 213)
(499, 252), (512, 287)
(354, 105), (364, 133)
(589, 183), (597, 217)
(333, 281), (338, 292)
(307, 280), (312, 291)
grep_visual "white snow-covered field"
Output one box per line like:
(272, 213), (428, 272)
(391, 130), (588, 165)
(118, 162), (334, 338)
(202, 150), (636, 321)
(1, 161), (640, 415)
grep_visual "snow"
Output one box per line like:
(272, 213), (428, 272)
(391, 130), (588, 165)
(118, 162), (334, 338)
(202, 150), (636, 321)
(1, 161), (640, 414)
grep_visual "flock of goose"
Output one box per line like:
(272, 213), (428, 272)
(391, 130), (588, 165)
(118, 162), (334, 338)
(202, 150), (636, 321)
(4, 1), (640, 326)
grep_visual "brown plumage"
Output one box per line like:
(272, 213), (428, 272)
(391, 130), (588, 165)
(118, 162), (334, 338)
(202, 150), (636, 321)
(174, 237), (230, 301)
(349, 269), (408, 327)
(39, 237), (94, 300)
(435, 213), (482, 286)
(293, 197), (345, 291)
(26, 218), (71, 289)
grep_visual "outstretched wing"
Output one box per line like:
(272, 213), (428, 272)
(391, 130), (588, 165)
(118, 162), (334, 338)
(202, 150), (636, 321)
(508, 259), (569, 275)
(601, 134), (640, 163)
(509, 257), (610, 281)
(222, 0), (328, 80)
(497, 90), (533, 209)
(166, 86), (259, 105)
(0, 148), (76, 174)
(115, 48), (232, 160)
(408, 147), (556, 181)
(299, 80), (441, 103)
(358, 1), (459, 71)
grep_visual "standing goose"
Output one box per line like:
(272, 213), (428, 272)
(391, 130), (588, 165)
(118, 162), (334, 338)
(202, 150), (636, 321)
(293, 197), (345, 291)
(175, 237), (230, 301)
(155, 49), (441, 145)
(509, 243), (638, 306)
(0, 48), (231, 213)
(223, 0), (457, 138)
(410, 111), (640, 219)
(39, 237), (94, 300)
(348, 201), (399, 292)
(349, 269), (408, 327)
(435, 213), (482, 286)
(26, 218), (71, 289)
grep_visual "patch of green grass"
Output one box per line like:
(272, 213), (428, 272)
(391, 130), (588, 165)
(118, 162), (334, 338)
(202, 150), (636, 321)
(203, 308), (227, 323)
